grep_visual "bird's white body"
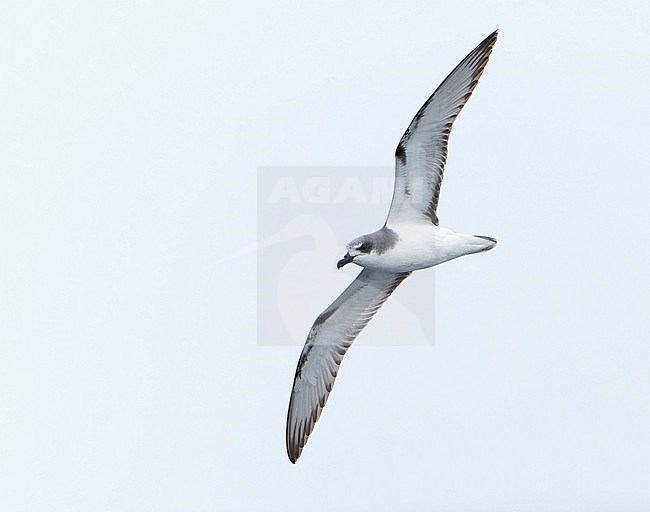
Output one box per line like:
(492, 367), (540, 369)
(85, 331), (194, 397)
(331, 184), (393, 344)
(356, 223), (496, 273)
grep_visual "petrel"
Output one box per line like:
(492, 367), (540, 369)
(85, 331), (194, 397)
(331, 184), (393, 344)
(286, 31), (499, 463)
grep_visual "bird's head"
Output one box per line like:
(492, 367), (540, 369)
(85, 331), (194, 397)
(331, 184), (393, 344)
(337, 236), (374, 269)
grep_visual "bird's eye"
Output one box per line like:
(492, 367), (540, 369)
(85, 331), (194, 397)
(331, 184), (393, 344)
(357, 242), (370, 253)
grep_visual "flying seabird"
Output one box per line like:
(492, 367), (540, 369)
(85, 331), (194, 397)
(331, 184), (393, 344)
(286, 30), (499, 463)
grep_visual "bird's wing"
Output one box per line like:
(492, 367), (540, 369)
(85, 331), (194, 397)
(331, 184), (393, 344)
(286, 268), (410, 463)
(386, 30), (497, 226)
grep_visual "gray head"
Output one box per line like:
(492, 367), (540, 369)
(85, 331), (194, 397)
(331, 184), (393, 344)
(337, 228), (399, 269)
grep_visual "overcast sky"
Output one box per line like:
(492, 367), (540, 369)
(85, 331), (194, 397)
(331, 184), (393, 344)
(1, 1), (650, 510)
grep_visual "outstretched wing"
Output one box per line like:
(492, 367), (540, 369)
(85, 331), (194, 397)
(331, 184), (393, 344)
(387, 30), (497, 226)
(286, 268), (410, 463)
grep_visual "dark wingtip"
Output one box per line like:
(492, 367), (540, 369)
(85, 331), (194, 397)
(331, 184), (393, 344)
(287, 444), (300, 464)
(479, 30), (498, 50)
(286, 429), (301, 463)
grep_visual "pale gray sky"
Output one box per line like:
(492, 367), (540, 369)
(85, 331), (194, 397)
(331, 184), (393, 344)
(1, 1), (650, 510)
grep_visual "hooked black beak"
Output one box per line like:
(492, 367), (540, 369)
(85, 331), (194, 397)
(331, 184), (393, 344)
(337, 252), (355, 269)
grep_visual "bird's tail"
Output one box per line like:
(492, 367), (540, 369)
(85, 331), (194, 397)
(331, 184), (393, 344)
(473, 235), (497, 253)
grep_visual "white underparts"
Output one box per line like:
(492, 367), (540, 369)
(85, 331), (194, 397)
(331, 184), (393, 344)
(353, 223), (496, 273)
